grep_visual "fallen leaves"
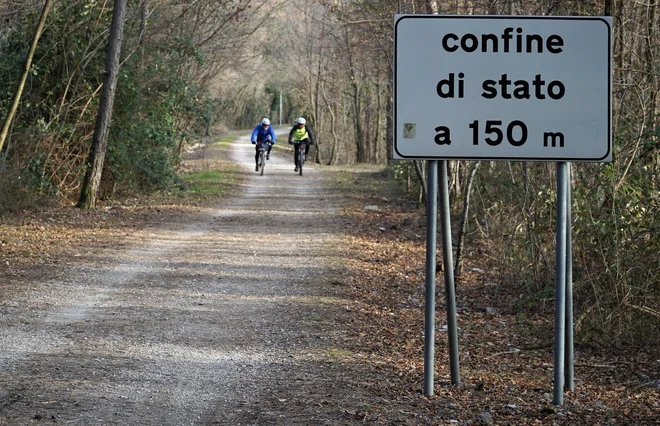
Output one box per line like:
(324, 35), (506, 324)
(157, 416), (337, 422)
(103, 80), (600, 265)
(332, 168), (660, 424)
(1, 165), (658, 424)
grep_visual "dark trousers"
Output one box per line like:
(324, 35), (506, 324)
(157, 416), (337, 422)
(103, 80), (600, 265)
(294, 140), (310, 166)
(255, 142), (272, 164)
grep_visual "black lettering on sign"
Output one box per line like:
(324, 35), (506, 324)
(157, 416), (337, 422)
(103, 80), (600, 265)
(441, 28), (564, 54)
(436, 73), (465, 99)
(481, 74), (565, 100)
(434, 126), (452, 145)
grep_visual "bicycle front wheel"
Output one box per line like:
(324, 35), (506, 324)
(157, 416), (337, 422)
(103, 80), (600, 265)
(260, 151), (265, 175)
(298, 148), (303, 176)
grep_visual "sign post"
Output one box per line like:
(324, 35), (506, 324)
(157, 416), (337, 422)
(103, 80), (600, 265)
(393, 15), (612, 403)
(565, 165), (574, 392)
(423, 160), (438, 396)
(554, 161), (569, 405)
(439, 160), (461, 386)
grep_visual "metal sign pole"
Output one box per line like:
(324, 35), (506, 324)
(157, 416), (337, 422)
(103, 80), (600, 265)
(565, 164), (574, 391)
(553, 162), (569, 406)
(424, 160), (438, 396)
(394, 14), (611, 406)
(439, 160), (461, 386)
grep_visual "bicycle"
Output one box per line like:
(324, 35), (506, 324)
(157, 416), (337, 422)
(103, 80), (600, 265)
(294, 141), (307, 176)
(256, 140), (270, 175)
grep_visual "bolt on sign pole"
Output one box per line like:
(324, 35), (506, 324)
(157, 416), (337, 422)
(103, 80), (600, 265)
(565, 164), (574, 392)
(439, 160), (461, 386)
(423, 160), (439, 396)
(553, 161), (569, 406)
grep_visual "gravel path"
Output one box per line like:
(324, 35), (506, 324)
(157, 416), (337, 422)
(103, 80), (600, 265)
(0, 133), (372, 425)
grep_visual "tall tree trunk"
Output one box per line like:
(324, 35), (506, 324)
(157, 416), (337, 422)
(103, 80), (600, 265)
(386, 81), (393, 163)
(604, 0), (613, 16)
(614, 0), (624, 72)
(374, 75), (382, 163)
(343, 26), (364, 163)
(314, 28), (324, 164)
(646, 0), (658, 129)
(321, 82), (338, 165)
(77, 0), (128, 209)
(0, 0), (54, 154)
(450, 161), (461, 197)
(454, 161), (480, 279)
(413, 160), (427, 206)
(138, 0), (149, 73)
(351, 78), (364, 162)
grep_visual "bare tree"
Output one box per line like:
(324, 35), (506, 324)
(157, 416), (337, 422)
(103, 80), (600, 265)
(0, 0), (53, 154)
(77, 0), (128, 209)
(454, 161), (480, 279)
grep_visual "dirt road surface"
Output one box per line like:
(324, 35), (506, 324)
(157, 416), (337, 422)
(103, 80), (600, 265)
(0, 133), (378, 425)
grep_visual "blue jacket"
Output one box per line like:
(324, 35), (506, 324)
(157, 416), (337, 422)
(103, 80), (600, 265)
(251, 124), (276, 144)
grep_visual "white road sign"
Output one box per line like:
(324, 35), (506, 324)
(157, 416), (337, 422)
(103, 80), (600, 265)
(393, 15), (612, 161)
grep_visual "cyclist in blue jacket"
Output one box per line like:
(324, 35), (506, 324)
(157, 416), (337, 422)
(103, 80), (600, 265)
(251, 118), (276, 171)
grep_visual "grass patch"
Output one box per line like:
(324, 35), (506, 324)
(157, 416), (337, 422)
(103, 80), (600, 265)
(169, 133), (243, 204)
(331, 164), (411, 207)
(325, 348), (353, 362)
(215, 133), (238, 148)
(181, 169), (236, 197)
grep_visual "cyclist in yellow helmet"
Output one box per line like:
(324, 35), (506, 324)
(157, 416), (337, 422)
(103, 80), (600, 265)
(287, 117), (315, 172)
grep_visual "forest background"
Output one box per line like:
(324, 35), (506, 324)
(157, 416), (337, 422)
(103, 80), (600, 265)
(0, 0), (658, 351)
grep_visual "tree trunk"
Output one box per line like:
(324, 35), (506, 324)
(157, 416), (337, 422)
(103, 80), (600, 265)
(424, 0), (438, 14)
(352, 80), (364, 162)
(314, 30), (324, 164)
(450, 161), (461, 197)
(413, 160), (427, 206)
(77, 0), (128, 209)
(343, 26), (365, 163)
(137, 1), (149, 73)
(614, 0), (624, 71)
(374, 75), (382, 163)
(385, 79), (393, 163)
(0, 0), (54, 154)
(646, 0), (658, 129)
(363, 82), (373, 163)
(321, 81), (338, 165)
(604, 0), (613, 16)
(454, 161), (480, 279)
